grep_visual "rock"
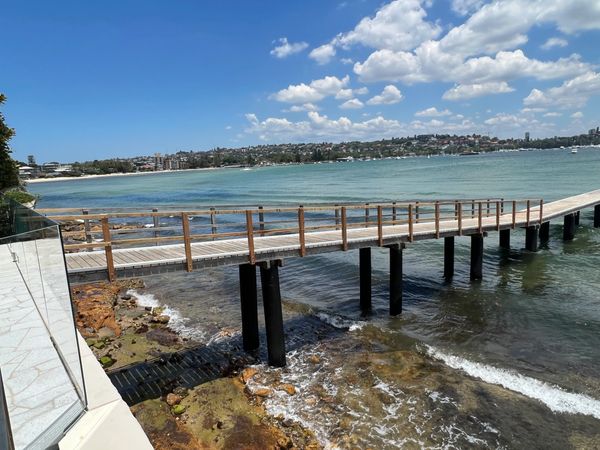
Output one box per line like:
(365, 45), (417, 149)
(278, 383), (296, 396)
(171, 404), (186, 415)
(253, 387), (272, 397)
(151, 315), (170, 324)
(144, 306), (152, 311)
(240, 367), (258, 384)
(92, 341), (106, 350)
(308, 355), (321, 364)
(121, 294), (132, 301)
(282, 418), (295, 428)
(173, 386), (189, 397)
(99, 356), (114, 367)
(166, 393), (182, 406)
(151, 306), (165, 316)
(98, 326), (116, 339)
(135, 324), (149, 334)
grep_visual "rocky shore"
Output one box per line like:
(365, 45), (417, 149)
(71, 280), (321, 449)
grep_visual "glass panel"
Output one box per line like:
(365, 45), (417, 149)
(0, 199), (86, 449)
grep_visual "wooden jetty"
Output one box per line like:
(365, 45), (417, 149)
(39, 189), (600, 367)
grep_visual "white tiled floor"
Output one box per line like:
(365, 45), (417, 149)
(0, 243), (82, 449)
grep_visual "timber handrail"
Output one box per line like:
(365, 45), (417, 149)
(50, 198), (543, 262)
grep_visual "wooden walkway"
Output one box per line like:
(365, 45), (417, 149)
(44, 190), (600, 283)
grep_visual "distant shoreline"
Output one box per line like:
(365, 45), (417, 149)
(26, 166), (226, 183)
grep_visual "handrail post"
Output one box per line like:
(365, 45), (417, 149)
(392, 201), (397, 223)
(101, 216), (115, 282)
(486, 199), (490, 217)
(539, 199), (544, 225)
(495, 201), (501, 230)
(152, 208), (159, 245)
(408, 204), (414, 242)
(245, 210), (256, 264)
(434, 201), (440, 238)
(82, 209), (93, 252)
(298, 207), (306, 256)
(458, 202), (463, 235)
(500, 198), (505, 214)
(512, 200), (517, 229)
(181, 212), (193, 272)
(377, 205), (383, 246)
(258, 205), (265, 236)
(365, 203), (369, 228)
(471, 200), (475, 218)
(210, 207), (217, 240)
(415, 201), (420, 223)
(334, 204), (340, 230)
(341, 206), (348, 251)
(478, 202), (483, 234)
(526, 200), (531, 227)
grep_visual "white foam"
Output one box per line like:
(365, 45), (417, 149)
(127, 289), (207, 341)
(316, 312), (366, 331)
(426, 345), (600, 420)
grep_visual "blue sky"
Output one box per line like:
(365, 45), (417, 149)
(1, 0), (600, 163)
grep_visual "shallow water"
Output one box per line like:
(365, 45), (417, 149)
(32, 149), (600, 448)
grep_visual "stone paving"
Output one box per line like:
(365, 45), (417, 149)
(0, 240), (84, 449)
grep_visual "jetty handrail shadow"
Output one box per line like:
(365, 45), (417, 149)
(41, 198), (543, 282)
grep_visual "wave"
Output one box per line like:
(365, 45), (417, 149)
(425, 345), (600, 420)
(127, 289), (207, 342)
(315, 312), (367, 332)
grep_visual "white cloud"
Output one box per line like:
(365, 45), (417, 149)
(270, 75), (350, 103)
(270, 37), (309, 58)
(443, 82), (515, 100)
(354, 87), (369, 95)
(340, 98), (364, 109)
(541, 37), (568, 50)
(366, 85), (403, 105)
(309, 44), (336, 65)
(415, 107), (452, 117)
(451, 0), (484, 16)
(225, 125), (232, 130)
(571, 111), (584, 119)
(523, 71), (600, 109)
(335, 89), (354, 100)
(333, 0), (441, 51)
(341, 58), (354, 65)
(245, 111), (406, 141)
(287, 103), (320, 112)
(543, 112), (562, 117)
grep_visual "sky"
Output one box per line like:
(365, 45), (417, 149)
(1, 0), (600, 163)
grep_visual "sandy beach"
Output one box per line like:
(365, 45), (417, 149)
(26, 167), (227, 183)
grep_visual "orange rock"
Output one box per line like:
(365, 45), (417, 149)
(253, 387), (272, 397)
(240, 367), (258, 384)
(278, 383), (296, 396)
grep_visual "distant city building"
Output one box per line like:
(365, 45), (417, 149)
(525, 132), (530, 142)
(27, 155), (36, 166)
(154, 153), (163, 171)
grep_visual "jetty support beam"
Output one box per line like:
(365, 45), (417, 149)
(594, 205), (600, 228)
(539, 221), (550, 245)
(389, 244), (403, 316)
(499, 228), (510, 249)
(525, 226), (539, 252)
(360, 247), (372, 314)
(260, 261), (286, 367)
(575, 211), (580, 226)
(444, 236), (454, 280)
(239, 264), (259, 353)
(470, 234), (484, 280)
(563, 214), (576, 241)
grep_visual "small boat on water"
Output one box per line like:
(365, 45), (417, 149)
(571, 148), (578, 154)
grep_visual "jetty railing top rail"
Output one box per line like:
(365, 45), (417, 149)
(49, 198), (542, 281)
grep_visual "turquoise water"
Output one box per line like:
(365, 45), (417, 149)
(31, 148), (600, 448)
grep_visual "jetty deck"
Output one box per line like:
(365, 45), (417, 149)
(41, 189), (600, 283)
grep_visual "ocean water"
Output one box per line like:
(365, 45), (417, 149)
(31, 149), (600, 448)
